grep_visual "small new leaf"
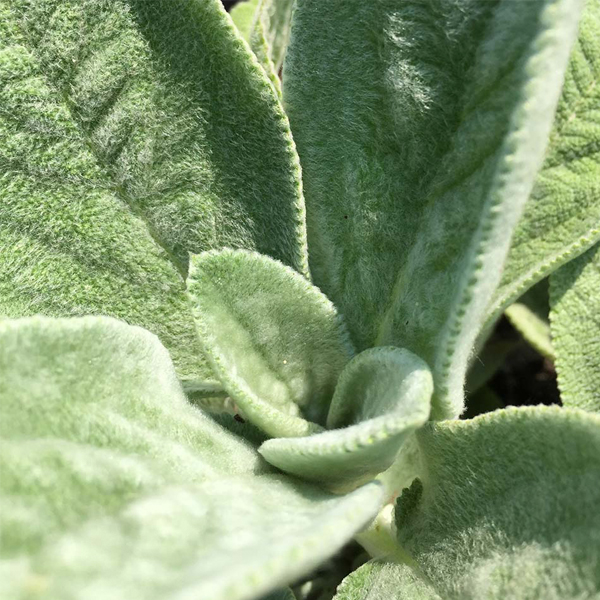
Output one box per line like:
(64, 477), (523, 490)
(259, 347), (432, 491)
(188, 249), (354, 438)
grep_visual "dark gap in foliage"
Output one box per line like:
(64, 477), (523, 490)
(222, 0), (240, 11)
(490, 340), (560, 409)
(465, 316), (561, 418)
(291, 541), (368, 600)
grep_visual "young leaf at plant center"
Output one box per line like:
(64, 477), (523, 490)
(231, 0), (294, 95)
(285, 0), (583, 419)
(0, 316), (383, 600)
(392, 407), (600, 599)
(333, 560), (441, 600)
(487, 0), (600, 325)
(188, 249), (355, 438)
(255, 0), (294, 75)
(550, 242), (600, 412)
(6, 0), (309, 276)
(260, 347), (432, 492)
(505, 279), (554, 360)
(230, 0), (260, 41)
(0, 4), (205, 379)
(252, 0), (295, 93)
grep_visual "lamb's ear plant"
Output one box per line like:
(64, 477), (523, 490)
(1, 0), (600, 599)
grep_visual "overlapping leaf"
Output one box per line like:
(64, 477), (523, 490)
(0, 0), (204, 378)
(285, 0), (582, 419)
(0, 317), (383, 600)
(487, 0), (600, 325)
(387, 407), (600, 599)
(1, 0), (309, 379)
(550, 242), (600, 412)
(230, 0), (260, 41)
(231, 0), (294, 94)
(260, 347), (432, 492)
(188, 249), (354, 437)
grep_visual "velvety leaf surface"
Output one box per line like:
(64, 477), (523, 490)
(487, 0), (600, 324)
(0, 316), (383, 600)
(188, 249), (354, 438)
(394, 407), (600, 599)
(550, 242), (600, 412)
(10, 0), (308, 274)
(0, 2), (205, 379)
(285, 0), (582, 419)
(505, 279), (554, 360)
(333, 560), (441, 600)
(260, 347), (432, 491)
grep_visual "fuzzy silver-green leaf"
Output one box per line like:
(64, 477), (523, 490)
(259, 347), (432, 491)
(487, 0), (600, 324)
(0, 316), (383, 600)
(393, 406), (600, 599)
(285, 0), (582, 419)
(188, 249), (354, 438)
(550, 242), (600, 412)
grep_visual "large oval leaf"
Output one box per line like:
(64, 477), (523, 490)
(284, 0), (583, 419)
(0, 3), (203, 379)
(1, 0), (309, 380)
(7, 0), (308, 274)
(0, 316), (383, 600)
(393, 406), (600, 599)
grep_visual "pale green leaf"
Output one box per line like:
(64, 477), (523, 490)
(234, 0), (295, 95)
(0, 0), (309, 379)
(285, 0), (582, 419)
(11, 0), (308, 274)
(0, 1), (207, 379)
(230, 0), (260, 41)
(487, 0), (600, 324)
(505, 303), (554, 360)
(393, 406), (600, 599)
(253, 0), (295, 73)
(259, 347), (432, 491)
(550, 242), (600, 412)
(0, 316), (383, 600)
(333, 560), (441, 600)
(188, 249), (354, 438)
